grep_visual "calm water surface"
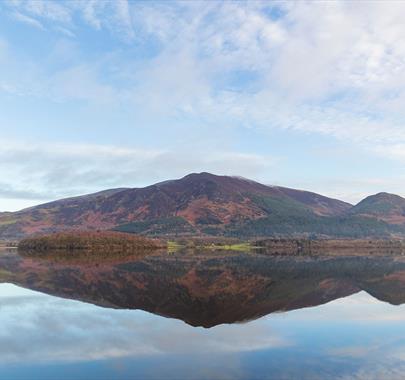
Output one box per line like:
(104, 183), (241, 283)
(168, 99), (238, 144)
(1, 249), (405, 379)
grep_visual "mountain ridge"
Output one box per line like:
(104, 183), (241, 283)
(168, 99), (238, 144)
(1, 172), (404, 240)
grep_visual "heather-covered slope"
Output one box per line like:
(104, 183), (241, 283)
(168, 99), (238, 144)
(1, 172), (405, 239)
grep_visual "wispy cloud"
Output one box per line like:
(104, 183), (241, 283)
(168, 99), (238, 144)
(11, 11), (45, 30)
(3, 0), (135, 40)
(5, 1), (405, 147)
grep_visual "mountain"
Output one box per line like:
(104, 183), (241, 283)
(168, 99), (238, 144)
(0, 173), (351, 239)
(0, 172), (404, 240)
(349, 192), (405, 224)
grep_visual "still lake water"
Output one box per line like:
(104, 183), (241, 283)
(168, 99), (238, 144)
(1, 249), (405, 379)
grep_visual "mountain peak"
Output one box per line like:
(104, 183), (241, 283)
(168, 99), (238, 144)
(185, 171), (215, 176)
(370, 192), (404, 200)
(356, 192), (405, 205)
(182, 172), (221, 180)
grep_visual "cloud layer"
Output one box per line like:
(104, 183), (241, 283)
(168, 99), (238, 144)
(1, 1), (405, 209)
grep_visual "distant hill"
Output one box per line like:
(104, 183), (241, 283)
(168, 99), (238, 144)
(349, 192), (405, 224)
(1, 172), (405, 239)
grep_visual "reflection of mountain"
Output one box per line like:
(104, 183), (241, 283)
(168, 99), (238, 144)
(1, 251), (405, 327)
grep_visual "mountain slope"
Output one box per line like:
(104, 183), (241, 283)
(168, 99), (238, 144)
(0, 172), (404, 239)
(273, 186), (351, 216)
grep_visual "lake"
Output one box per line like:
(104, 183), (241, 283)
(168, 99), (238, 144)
(1, 249), (405, 379)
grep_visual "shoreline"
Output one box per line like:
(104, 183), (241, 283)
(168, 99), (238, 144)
(12, 233), (405, 257)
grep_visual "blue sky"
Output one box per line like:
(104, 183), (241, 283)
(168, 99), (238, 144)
(1, 1), (405, 211)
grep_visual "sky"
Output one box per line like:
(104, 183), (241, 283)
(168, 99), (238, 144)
(1, 1), (405, 211)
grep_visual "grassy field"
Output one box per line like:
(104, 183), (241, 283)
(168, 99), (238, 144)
(167, 238), (253, 252)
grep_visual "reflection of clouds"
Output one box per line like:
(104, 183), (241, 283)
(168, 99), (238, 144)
(3, 283), (405, 379)
(0, 295), (42, 309)
(318, 296), (405, 380)
(339, 365), (405, 380)
(385, 345), (405, 366)
(151, 322), (290, 354)
(330, 345), (378, 358)
(267, 291), (405, 379)
(329, 340), (405, 360)
(0, 284), (289, 365)
(283, 291), (405, 322)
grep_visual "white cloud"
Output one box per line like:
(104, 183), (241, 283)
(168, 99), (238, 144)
(4, 0), (136, 40)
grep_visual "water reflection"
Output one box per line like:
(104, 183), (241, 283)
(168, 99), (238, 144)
(1, 250), (405, 379)
(1, 250), (405, 327)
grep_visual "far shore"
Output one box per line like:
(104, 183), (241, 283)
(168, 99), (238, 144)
(11, 232), (405, 257)
(252, 238), (405, 256)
